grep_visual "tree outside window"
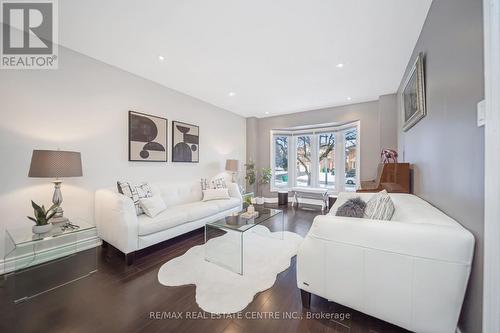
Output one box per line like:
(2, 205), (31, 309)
(274, 136), (288, 187)
(318, 133), (335, 188)
(296, 136), (312, 186)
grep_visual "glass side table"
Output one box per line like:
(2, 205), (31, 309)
(3, 218), (98, 303)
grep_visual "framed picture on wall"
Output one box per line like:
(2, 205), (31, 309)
(172, 121), (199, 163)
(128, 111), (168, 162)
(402, 52), (426, 132)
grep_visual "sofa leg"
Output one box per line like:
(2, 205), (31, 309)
(125, 252), (135, 266)
(300, 289), (311, 309)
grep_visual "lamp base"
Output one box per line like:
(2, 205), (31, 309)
(50, 216), (69, 225)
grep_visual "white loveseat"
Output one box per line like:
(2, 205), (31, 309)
(95, 181), (242, 264)
(297, 192), (475, 333)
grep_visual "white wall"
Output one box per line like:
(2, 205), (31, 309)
(396, 1), (484, 331)
(0, 46), (246, 261)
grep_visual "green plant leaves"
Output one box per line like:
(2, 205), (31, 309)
(46, 211), (57, 221)
(27, 216), (38, 223)
(260, 167), (272, 184)
(28, 200), (59, 226)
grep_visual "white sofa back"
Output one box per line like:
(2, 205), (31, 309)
(151, 181), (202, 208)
(331, 191), (458, 227)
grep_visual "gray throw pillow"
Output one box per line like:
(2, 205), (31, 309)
(335, 197), (367, 218)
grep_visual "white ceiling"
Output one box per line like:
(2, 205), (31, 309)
(59, 0), (432, 118)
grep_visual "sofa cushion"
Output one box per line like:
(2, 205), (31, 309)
(181, 201), (221, 221)
(209, 198), (241, 211)
(202, 188), (230, 201)
(138, 207), (189, 236)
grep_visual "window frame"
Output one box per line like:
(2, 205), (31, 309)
(270, 121), (361, 193)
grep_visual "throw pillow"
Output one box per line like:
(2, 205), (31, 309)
(364, 190), (395, 221)
(202, 188), (230, 201)
(117, 181), (153, 215)
(139, 195), (167, 218)
(335, 197), (366, 218)
(201, 177), (227, 191)
(212, 177), (227, 189)
(201, 178), (211, 191)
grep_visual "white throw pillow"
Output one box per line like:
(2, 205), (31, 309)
(364, 190), (395, 221)
(202, 188), (230, 201)
(139, 195), (167, 218)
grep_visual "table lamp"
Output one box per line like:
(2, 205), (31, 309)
(28, 150), (83, 224)
(225, 159), (239, 182)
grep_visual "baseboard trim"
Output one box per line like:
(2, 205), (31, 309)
(0, 236), (101, 275)
(258, 196), (326, 207)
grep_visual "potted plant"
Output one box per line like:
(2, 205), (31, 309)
(27, 201), (58, 234)
(256, 167), (272, 205)
(245, 161), (256, 193)
(243, 195), (253, 207)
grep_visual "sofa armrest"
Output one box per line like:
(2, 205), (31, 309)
(95, 189), (139, 254)
(307, 215), (475, 264)
(227, 182), (243, 202)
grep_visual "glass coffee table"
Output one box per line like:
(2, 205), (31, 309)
(205, 207), (284, 275)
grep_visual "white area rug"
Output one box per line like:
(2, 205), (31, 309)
(157, 225), (303, 314)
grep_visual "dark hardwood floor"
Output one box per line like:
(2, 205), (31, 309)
(0, 204), (408, 333)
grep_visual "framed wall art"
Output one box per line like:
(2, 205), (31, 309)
(402, 52), (426, 132)
(129, 111), (167, 162)
(172, 121), (199, 163)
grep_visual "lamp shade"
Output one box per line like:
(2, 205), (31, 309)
(225, 159), (239, 172)
(28, 150), (82, 178)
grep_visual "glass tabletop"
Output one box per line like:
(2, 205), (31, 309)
(6, 218), (95, 247)
(207, 207), (283, 232)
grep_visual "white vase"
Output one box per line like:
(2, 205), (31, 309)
(32, 224), (52, 234)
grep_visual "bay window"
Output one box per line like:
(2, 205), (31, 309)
(273, 136), (288, 188)
(296, 135), (312, 187)
(318, 133), (335, 189)
(270, 121), (360, 193)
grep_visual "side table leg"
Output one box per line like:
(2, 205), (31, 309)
(281, 212), (285, 240)
(125, 252), (135, 266)
(239, 232), (244, 275)
(300, 289), (311, 309)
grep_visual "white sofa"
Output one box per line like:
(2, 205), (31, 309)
(297, 192), (475, 333)
(95, 181), (242, 264)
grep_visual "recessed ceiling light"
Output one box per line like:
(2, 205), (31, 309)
(158, 55), (165, 61)
(228, 92), (236, 97)
(336, 63), (344, 68)
(265, 112), (270, 115)
(347, 97), (352, 101)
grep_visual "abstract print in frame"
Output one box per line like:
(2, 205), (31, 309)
(172, 121), (199, 163)
(129, 111), (167, 162)
(402, 52), (426, 132)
